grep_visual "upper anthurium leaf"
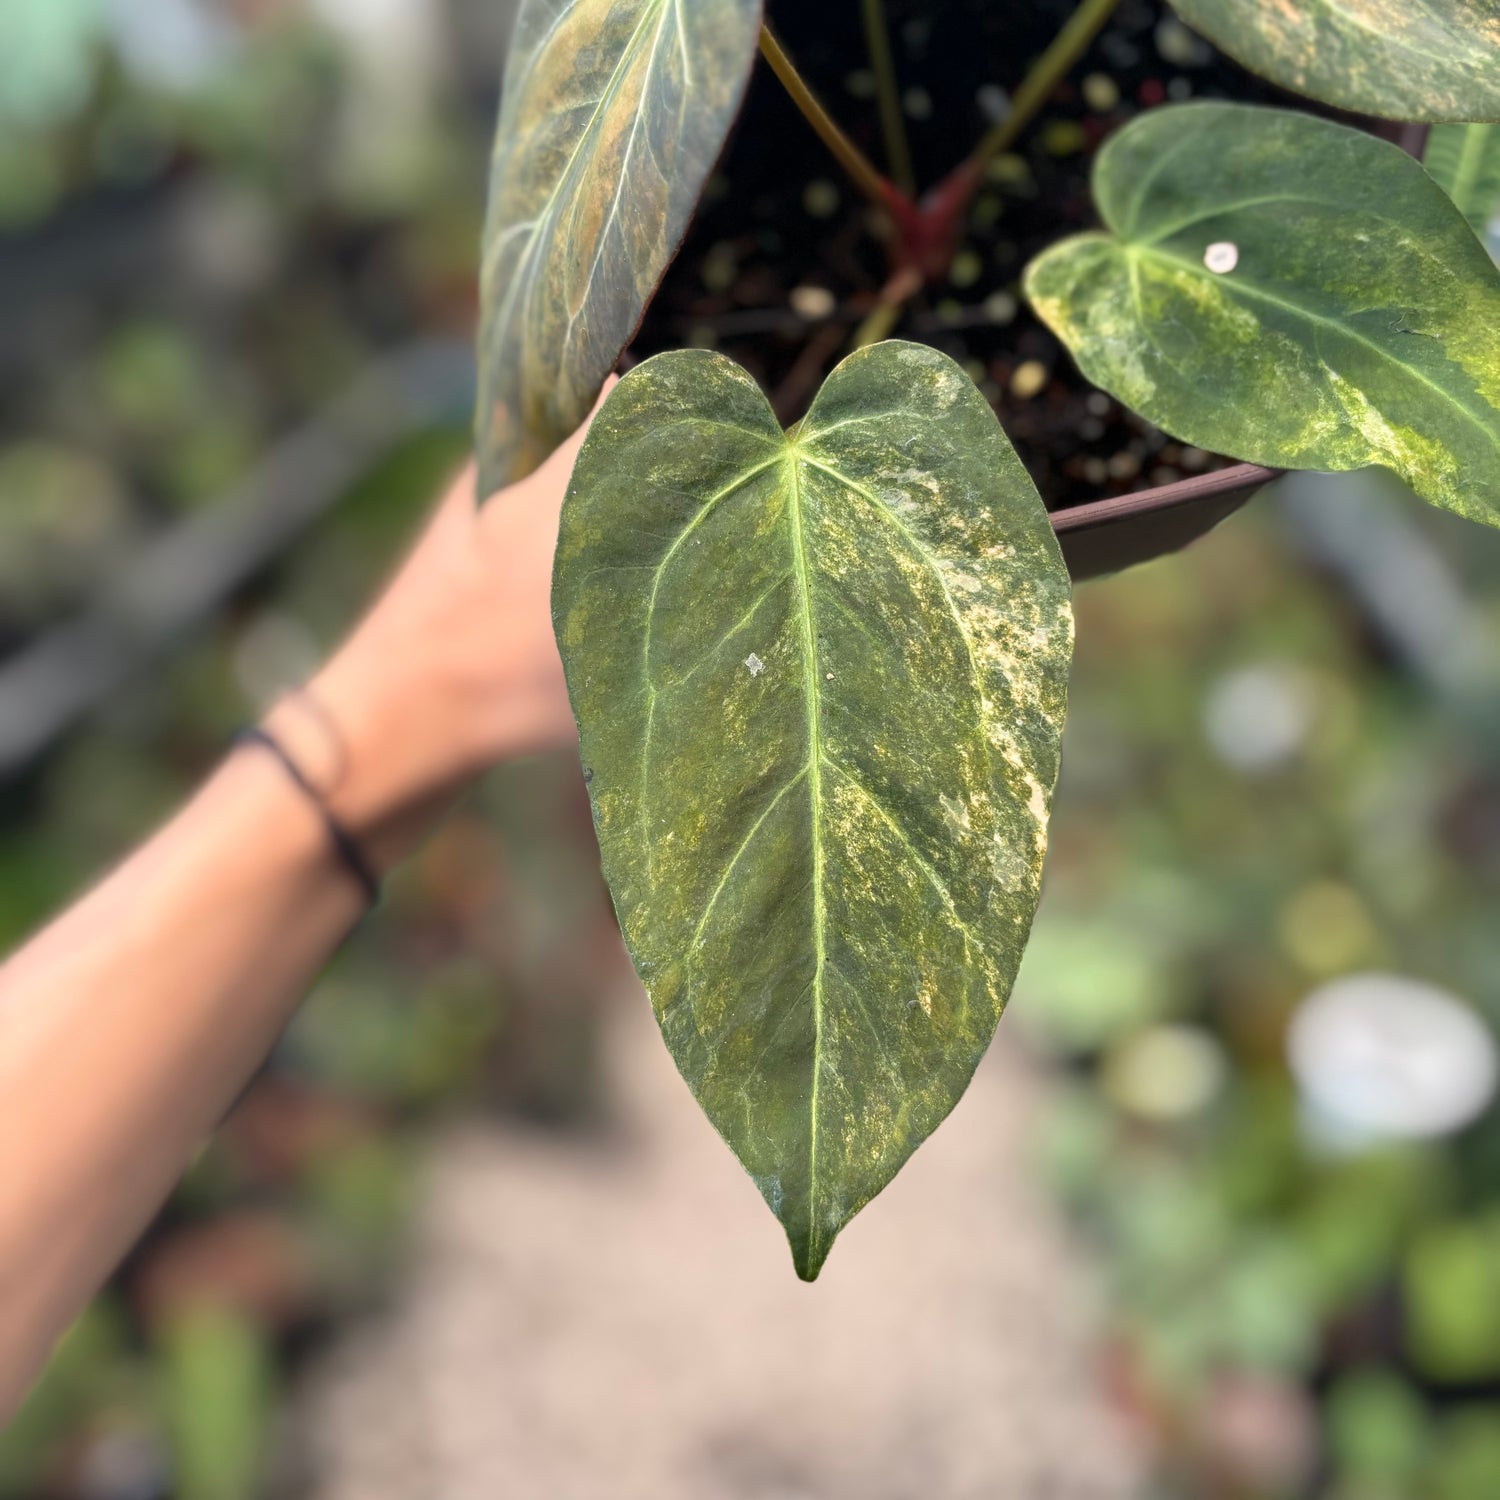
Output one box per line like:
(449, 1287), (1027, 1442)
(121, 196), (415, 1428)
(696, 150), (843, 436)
(1426, 124), (1500, 253)
(1025, 104), (1500, 530)
(554, 342), (1073, 1279)
(474, 0), (763, 497)
(1168, 0), (1500, 121)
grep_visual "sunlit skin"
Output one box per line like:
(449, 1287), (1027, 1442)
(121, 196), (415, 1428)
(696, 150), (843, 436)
(0, 386), (611, 1420)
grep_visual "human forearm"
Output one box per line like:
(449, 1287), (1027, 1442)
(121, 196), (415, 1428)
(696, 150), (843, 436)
(0, 746), (366, 1413)
(0, 410), (601, 1414)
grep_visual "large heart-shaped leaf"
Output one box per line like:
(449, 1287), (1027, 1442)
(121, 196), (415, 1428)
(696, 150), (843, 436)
(475, 0), (763, 497)
(1025, 104), (1500, 530)
(1426, 124), (1500, 250)
(553, 342), (1073, 1278)
(1168, 0), (1500, 122)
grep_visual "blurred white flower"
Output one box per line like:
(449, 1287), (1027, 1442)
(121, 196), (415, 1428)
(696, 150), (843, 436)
(1204, 662), (1316, 773)
(310, 0), (445, 102)
(1289, 972), (1498, 1146)
(103, 0), (235, 92)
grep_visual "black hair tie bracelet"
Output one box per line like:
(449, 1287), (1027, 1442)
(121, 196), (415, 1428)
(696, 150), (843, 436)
(233, 725), (382, 907)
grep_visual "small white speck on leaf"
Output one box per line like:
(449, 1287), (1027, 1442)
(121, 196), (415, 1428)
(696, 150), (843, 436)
(825, 671), (834, 680)
(745, 653), (765, 677)
(1204, 241), (1238, 274)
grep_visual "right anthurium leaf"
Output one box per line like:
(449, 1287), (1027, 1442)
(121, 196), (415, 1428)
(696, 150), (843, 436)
(1168, 0), (1500, 121)
(1426, 124), (1500, 251)
(1025, 104), (1500, 530)
(475, 0), (763, 498)
(553, 342), (1073, 1280)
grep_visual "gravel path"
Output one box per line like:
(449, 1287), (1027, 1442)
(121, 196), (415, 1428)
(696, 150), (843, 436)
(298, 983), (1143, 1500)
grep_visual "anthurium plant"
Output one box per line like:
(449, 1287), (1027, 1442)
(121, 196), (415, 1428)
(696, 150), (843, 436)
(474, 0), (1500, 1279)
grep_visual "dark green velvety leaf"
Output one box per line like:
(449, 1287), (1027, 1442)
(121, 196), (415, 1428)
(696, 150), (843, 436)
(1169, 0), (1500, 121)
(1426, 124), (1500, 249)
(1025, 104), (1500, 530)
(475, 0), (762, 497)
(554, 342), (1073, 1278)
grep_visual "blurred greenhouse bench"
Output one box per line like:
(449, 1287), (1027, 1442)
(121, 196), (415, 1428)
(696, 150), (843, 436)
(0, 339), (472, 777)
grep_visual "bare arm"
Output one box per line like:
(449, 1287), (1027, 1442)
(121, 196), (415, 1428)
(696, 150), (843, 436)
(0, 402), (603, 1416)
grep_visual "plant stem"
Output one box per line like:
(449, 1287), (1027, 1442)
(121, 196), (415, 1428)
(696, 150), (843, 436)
(967, 0), (1120, 172)
(859, 0), (915, 195)
(759, 25), (900, 214)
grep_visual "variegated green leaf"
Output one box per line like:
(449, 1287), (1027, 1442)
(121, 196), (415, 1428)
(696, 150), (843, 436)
(1025, 104), (1500, 530)
(1426, 124), (1500, 254)
(475, 0), (762, 496)
(553, 343), (1073, 1278)
(1168, 0), (1500, 122)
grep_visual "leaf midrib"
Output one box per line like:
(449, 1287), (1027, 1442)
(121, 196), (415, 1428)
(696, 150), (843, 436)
(778, 436), (997, 1263)
(783, 445), (827, 1270)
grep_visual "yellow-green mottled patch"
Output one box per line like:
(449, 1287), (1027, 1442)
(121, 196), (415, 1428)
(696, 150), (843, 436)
(553, 343), (1073, 1278)
(475, 0), (762, 496)
(1170, 0), (1500, 121)
(1025, 104), (1500, 530)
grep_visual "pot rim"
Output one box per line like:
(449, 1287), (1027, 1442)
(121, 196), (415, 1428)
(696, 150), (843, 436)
(1050, 461), (1283, 538)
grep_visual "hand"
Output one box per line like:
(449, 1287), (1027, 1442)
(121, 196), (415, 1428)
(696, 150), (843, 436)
(276, 382), (616, 868)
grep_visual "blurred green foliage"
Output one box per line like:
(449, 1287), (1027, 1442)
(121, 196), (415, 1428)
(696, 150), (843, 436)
(158, 1310), (275, 1500)
(1019, 495), (1500, 1498)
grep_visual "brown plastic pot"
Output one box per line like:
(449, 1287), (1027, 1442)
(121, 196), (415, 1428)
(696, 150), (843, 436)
(1051, 462), (1283, 581)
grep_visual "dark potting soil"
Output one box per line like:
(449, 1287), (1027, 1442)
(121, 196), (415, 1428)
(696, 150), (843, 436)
(627, 0), (1318, 515)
